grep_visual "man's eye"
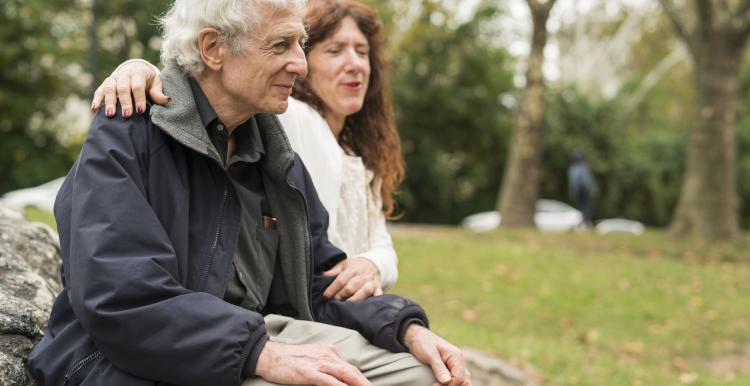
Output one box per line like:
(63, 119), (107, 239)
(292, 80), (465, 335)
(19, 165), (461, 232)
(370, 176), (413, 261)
(274, 42), (289, 51)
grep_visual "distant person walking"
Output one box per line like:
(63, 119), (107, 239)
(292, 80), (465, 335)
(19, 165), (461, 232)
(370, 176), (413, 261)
(568, 149), (598, 228)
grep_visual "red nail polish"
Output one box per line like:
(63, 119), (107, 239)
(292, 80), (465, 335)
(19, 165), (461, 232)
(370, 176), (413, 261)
(106, 108), (114, 117)
(137, 106), (144, 114)
(91, 102), (97, 111)
(123, 108), (130, 118)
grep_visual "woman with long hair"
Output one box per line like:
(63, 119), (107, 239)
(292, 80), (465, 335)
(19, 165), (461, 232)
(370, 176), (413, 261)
(93, 0), (404, 302)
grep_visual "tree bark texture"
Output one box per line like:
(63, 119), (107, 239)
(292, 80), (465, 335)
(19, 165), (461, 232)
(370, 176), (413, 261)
(498, 0), (556, 228)
(660, 0), (750, 240)
(670, 35), (743, 240)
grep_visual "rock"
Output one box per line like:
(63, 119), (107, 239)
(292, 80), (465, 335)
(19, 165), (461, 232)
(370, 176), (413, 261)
(464, 348), (541, 386)
(0, 203), (24, 221)
(0, 202), (62, 386)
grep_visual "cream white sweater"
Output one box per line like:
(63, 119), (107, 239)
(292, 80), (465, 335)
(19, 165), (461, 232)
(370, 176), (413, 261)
(277, 98), (398, 290)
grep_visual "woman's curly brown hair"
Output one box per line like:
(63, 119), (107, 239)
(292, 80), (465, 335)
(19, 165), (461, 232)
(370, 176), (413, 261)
(292, 0), (404, 218)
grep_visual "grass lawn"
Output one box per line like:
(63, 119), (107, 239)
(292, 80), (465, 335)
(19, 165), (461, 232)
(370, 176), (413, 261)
(23, 205), (57, 232)
(390, 226), (750, 386)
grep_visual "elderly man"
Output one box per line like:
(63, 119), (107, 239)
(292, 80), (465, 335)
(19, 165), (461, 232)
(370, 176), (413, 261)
(27, 1), (469, 385)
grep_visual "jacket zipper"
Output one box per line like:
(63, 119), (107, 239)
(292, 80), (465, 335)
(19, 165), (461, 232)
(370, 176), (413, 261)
(63, 350), (102, 385)
(199, 187), (228, 291)
(288, 179), (315, 321)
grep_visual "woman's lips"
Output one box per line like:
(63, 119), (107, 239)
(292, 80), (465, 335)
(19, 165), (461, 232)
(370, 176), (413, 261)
(342, 82), (362, 91)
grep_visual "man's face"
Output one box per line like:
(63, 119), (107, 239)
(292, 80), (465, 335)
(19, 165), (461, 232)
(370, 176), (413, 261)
(221, 7), (308, 115)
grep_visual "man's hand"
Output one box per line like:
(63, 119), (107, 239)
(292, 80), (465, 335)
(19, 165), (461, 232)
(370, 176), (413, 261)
(323, 257), (383, 301)
(91, 60), (169, 119)
(404, 324), (471, 386)
(255, 341), (372, 386)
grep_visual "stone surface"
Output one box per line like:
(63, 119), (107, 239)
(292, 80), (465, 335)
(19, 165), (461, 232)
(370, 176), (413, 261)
(464, 348), (541, 386)
(0, 202), (61, 386)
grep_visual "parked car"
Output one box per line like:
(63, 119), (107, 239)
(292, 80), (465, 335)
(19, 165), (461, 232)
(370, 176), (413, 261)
(460, 199), (583, 232)
(595, 218), (645, 235)
(1, 177), (64, 213)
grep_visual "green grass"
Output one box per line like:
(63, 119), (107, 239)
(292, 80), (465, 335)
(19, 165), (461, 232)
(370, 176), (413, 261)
(390, 227), (750, 386)
(23, 205), (57, 232)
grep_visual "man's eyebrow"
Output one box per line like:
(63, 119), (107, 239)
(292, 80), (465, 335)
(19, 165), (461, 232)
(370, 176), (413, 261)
(269, 29), (308, 43)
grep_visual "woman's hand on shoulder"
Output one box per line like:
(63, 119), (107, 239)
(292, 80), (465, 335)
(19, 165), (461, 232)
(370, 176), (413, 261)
(322, 257), (383, 301)
(91, 59), (169, 119)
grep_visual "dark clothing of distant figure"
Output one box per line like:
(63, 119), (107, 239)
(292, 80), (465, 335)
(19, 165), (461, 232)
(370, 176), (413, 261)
(568, 155), (598, 226)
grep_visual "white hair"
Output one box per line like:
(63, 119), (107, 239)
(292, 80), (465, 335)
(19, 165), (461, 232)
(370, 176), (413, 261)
(160, 0), (307, 76)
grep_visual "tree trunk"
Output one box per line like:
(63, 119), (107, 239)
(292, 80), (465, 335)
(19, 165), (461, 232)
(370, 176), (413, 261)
(670, 35), (742, 240)
(497, 3), (553, 228)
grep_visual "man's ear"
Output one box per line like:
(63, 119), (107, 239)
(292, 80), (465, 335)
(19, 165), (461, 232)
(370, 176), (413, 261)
(198, 28), (223, 72)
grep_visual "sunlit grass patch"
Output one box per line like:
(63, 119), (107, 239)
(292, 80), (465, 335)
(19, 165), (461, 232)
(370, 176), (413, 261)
(23, 205), (56, 232)
(391, 227), (750, 386)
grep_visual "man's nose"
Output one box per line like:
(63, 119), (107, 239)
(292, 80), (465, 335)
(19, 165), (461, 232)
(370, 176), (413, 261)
(288, 45), (308, 78)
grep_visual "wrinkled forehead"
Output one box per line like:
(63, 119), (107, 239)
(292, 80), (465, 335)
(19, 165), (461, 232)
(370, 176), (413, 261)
(253, 4), (307, 42)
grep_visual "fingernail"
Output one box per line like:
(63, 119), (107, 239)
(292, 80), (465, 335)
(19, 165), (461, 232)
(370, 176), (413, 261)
(137, 106), (144, 114)
(106, 108), (114, 117)
(123, 108), (131, 118)
(166, 96), (172, 103)
(91, 102), (97, 111)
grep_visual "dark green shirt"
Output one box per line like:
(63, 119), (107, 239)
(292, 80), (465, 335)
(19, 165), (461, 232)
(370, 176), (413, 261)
(188, 77), (288, 313)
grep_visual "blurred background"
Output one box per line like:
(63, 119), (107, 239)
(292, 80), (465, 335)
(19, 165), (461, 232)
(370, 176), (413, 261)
(2, 0), (750, 385)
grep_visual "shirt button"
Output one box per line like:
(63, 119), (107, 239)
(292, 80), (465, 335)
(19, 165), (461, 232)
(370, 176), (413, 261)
(217, 124), (225, 132)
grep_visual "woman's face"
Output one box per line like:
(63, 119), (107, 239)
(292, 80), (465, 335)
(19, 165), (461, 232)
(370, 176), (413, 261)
(306, 16), (371, 120)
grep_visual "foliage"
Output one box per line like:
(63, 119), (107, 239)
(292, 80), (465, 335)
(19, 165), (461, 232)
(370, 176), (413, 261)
(89, 0), (169, 87)
(392, 226), (750, 386)
(392, 1), (516, 223)
(0, 0), (84, 193)
(0, 0), (170, 195)
(540, 85), (687, 226)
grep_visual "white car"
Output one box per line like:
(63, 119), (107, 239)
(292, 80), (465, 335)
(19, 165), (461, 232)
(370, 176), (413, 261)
(1, 177), (65, 213)
(595, 218), (645, 235)
(460, 199), (583, 232)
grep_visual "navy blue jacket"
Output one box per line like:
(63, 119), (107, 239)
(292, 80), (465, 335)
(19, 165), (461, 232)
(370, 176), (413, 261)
(27, 62), (428, 386)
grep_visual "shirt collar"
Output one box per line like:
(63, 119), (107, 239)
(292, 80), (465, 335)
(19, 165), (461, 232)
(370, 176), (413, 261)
(187, 76), (265, 162)
(187, 76), (218, 128)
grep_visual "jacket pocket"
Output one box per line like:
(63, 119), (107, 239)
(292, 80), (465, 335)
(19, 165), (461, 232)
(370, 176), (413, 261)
(63, 350), (102, 385)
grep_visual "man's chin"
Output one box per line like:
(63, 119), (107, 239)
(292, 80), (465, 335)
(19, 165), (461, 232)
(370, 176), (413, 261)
(266, 100), (290, 115)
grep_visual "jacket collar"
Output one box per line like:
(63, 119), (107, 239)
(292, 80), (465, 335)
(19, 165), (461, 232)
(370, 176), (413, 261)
(150, 60), (296, 182)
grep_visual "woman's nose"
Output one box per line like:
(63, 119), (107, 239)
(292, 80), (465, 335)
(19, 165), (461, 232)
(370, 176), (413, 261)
(343, 49), (367, 73)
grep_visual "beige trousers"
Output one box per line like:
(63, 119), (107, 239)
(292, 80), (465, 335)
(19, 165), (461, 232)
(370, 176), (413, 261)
(241, 315), (436, 386)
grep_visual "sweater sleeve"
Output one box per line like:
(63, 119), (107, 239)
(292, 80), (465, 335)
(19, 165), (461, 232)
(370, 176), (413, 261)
(296, 157), (428, 352)
(351, 177), (398, 290)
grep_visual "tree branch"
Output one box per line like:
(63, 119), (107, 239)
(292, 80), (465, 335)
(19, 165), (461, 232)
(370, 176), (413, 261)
(739, 0), (750, 17)
(695, 0), (714, 38)
(732, 0), (750, 35)
(526, 0), (556, 16)
(658, 0), (691, 44)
